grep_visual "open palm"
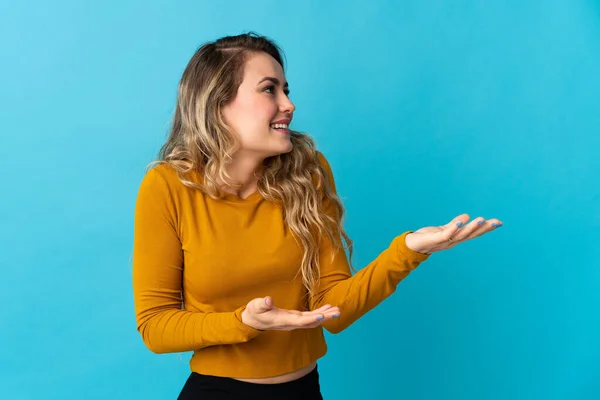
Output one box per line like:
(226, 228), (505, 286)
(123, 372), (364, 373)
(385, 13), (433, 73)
(405, 213), (503, 254)
(242, 296), (340, 331)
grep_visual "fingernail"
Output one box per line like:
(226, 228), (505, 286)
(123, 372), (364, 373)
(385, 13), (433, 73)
(478, 221), (484, 225)
(317, 316), (324, 321)
(492, 223), (502, 228)
(457, 222), (463, 227)
(333, 314), (339, 318)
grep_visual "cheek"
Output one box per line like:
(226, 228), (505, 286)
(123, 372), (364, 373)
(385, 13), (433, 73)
(251, 98), (277, 124)
(224, 96), (277, 137)
(235, 99), (266, 122)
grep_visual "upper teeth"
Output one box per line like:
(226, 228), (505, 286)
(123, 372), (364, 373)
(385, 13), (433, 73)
(271, 123), (288, 129)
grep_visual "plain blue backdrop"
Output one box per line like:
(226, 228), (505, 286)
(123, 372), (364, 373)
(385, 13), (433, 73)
(1, 1), (599, 399)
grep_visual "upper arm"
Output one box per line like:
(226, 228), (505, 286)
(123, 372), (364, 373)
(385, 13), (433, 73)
(132, 168), (184, 329)
(310, 152), (353, 303)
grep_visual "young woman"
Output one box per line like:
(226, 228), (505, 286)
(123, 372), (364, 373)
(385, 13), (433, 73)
(132, 32), (502, 400)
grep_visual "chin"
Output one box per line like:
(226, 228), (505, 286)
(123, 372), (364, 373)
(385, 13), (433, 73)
(267, 141), (293, 157)
(281, 141), (294, 154)
(265, 148), (292, 159)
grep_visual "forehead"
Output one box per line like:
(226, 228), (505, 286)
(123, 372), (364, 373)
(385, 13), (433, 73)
(241, 52), (285, 82)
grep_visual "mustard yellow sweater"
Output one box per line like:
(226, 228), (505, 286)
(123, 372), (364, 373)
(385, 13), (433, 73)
(132, 153), (430, 378)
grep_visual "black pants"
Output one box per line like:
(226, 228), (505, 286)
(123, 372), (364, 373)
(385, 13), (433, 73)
(177, 365), (324, 400)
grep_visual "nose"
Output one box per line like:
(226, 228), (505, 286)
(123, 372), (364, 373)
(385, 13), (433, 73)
(279, 95), (295, 115)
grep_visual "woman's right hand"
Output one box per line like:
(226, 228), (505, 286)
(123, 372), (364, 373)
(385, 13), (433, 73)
(241, 296), (340, 331)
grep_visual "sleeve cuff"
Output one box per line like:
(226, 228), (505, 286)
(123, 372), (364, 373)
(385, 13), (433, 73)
(233, 305), (264, 339)
(395, 231), (431, 263)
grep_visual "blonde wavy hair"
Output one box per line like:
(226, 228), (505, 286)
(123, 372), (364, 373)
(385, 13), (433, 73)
(147, 32), (353, 298)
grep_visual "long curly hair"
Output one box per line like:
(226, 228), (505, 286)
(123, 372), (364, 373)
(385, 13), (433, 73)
(147, 32), (353, 298)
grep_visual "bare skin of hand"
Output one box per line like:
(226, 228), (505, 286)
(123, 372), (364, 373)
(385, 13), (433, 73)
(241, 296), (340, 331)
(405, 213), (503, 254)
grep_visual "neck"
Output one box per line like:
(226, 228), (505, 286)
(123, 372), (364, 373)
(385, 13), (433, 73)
(221, 151), (264, 198)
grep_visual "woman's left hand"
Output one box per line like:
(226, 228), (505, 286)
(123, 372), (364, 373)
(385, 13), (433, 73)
(405, 214), (503, 254)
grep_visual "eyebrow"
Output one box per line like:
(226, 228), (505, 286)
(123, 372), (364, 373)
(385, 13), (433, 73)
(257, 77), (289, 88)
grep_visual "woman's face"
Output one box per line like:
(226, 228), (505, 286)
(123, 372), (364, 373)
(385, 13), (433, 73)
(221, 52), (296, 159)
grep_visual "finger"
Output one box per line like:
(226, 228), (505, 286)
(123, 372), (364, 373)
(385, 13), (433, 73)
(279, 312), (324, 328)
(281, 307), (332, 317)
(322, 308), (340, 319)
(299, 304), (334, 317)
(286, 307), (340, 328)
(442, 214), (470, 229)
(464, 219), (503, 240)
(452, 217), (486, 242)
(300, 306), (339, 318)
(442, 214), (470, 240)
(292, 305), (332, 317)
(308, 304), (333, 314)
(318, 307), (340, 318)
(306, 307), (341, 323)
(303, 309), (342, 329)
(254, 296), (274, 314)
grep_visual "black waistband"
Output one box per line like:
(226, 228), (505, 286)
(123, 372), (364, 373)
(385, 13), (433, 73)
(182, 365), (321, 398)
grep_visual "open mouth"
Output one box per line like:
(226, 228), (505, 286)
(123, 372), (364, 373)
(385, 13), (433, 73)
(270, 123), (290, 133)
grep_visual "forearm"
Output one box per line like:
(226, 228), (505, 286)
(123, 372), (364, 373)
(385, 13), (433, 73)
(136, 306), (261, 354)
(312, 232), (429, 334)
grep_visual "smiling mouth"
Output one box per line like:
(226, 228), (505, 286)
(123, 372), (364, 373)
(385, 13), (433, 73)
(270, 123), (290, 133)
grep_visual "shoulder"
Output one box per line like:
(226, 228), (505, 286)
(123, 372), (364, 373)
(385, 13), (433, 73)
(146, 162), (179, 182)
(305, 150), (338, 197)
(138, 162), (196, 199)
(315, 150), (336, 185)
(315, 150), (330, 169)
(140, 163), (176, 188)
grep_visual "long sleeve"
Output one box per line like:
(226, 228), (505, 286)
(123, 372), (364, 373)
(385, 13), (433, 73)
(309, 154), (430, 334)
(132, 168), (262, 354)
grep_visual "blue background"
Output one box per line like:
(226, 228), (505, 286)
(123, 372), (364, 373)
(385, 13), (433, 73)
(1, 1), (599, 399)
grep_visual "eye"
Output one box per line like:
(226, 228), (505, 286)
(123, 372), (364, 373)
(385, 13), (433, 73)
(263, 85), (291, 97)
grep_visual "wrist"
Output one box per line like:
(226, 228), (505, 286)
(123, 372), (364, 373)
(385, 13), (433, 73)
(241, 308), (251, 325)
(241, 308), (263, 331)
(405, 232), (426, 254)
(402, 232), (432, 257)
